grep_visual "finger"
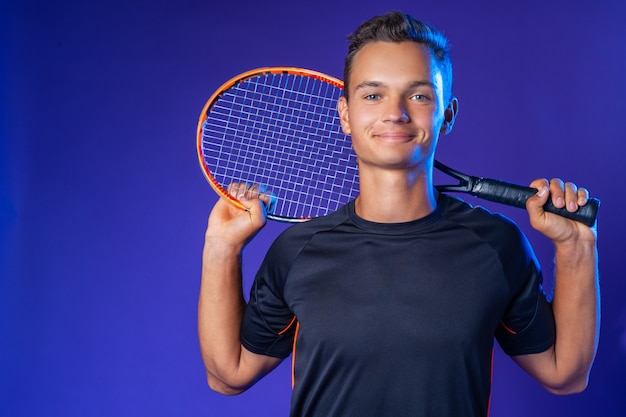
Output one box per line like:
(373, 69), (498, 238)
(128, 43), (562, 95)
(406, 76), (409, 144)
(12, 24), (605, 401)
(243, 183), (257, 199)
(258, 189), (277, 214)
(226, 182), (235, 196)
(231, 182), (251, 201)
(242, 182), (256, 200)
(549, 178), (566, 209)
(577, 187), (589, 206)
(528, 178), (550, 205)
(225, 182), (274, 215)
(564, 181), (579, 212)
(245, 184), (276, 213)
(227, 182), (244, 199)
(242, 182), (260, 200)
(525, 179), (550, 228)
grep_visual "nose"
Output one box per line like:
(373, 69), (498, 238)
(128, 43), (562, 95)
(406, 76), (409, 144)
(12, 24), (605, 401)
(383, 97), (410, 123)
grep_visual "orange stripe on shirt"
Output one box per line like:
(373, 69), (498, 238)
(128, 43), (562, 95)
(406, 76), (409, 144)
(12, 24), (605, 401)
(291, 321), (300, 389)
(279, 315), (297, 335)
(500, 321), (517, 335)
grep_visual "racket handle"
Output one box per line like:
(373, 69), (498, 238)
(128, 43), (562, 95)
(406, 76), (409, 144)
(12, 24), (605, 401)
(472, 178), (600, 227)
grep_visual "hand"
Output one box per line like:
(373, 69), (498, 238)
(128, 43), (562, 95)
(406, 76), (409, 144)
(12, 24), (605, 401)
(526, 178), (597, 245)
(205, 183), (276, 251)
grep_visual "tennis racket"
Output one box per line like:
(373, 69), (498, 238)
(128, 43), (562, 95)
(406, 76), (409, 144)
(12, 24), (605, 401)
(197, 67), (599, 226)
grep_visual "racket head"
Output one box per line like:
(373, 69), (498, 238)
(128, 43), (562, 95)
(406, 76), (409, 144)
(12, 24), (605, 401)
(197, 67), (360, 222)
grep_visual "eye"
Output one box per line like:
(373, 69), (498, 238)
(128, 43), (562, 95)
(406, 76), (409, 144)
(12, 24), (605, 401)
(364, 93), (381, 100)
(410, 94), (430, 101)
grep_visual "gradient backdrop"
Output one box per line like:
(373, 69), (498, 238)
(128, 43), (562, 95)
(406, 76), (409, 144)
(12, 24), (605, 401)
(2, 0), (625, 416)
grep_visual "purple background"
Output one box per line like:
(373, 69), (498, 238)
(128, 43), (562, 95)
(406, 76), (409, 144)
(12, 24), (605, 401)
(2, 0), (625, 416)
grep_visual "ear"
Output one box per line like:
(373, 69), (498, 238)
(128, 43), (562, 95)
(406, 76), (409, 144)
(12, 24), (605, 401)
(337, 96), (351, 135)
(439, 97), (459, 135)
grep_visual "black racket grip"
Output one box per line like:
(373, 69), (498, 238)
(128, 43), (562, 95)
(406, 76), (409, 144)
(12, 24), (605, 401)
(472, 178), (600, 227)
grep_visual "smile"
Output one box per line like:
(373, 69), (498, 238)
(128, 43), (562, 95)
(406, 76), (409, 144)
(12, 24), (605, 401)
(374, 132), (416, 142)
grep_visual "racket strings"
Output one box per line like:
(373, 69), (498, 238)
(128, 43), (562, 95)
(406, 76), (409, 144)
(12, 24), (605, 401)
(201, 72), (359, 220)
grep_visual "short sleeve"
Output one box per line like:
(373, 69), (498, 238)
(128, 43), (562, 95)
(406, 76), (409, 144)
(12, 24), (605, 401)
(495, 234), (556, 356)
(240, 272), (296, 358)
(240, 232), (299, 359)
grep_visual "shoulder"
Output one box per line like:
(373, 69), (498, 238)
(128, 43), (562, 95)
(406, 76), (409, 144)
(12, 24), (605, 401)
(438, 195), (542, 302)
(265, 202), (352, 261)
(438, 194), (534, 258)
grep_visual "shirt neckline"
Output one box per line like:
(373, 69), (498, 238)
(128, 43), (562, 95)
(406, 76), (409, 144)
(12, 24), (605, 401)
(345, 196), (446, 235)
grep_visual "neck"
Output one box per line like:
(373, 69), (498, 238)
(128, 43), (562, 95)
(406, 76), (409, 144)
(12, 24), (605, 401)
(355, 165), (437, 223)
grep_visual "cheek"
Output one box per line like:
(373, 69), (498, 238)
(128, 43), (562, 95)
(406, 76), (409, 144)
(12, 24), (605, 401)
(346, 107), (376, 132)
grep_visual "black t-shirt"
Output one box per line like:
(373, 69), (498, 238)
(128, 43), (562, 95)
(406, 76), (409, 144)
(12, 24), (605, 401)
(241, 195), (555, 417)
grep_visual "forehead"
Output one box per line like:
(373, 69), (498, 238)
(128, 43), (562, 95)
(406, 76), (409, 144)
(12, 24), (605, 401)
(349, 41), (442, 88)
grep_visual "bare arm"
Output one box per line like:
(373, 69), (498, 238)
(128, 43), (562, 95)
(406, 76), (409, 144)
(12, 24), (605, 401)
(513, 178), (599, 394)
(198, 183), (282, 395)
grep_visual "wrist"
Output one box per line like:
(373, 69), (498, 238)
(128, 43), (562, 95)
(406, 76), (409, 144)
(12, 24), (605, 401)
(203, 235), (245, 259)
(554, 238), (597, 269)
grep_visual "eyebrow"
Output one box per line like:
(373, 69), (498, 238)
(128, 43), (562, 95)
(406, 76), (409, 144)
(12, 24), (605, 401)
(353, 80), (435, 91)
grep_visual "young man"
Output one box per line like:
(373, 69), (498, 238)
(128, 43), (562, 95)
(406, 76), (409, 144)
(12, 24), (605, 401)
(198, 11), (599, 417)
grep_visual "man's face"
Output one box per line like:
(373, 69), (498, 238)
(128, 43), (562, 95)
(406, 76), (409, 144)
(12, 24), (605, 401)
(338, 41), (453, 172)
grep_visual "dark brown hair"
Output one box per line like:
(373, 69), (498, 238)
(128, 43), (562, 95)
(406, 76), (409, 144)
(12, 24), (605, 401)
(343, 11), (453, 102)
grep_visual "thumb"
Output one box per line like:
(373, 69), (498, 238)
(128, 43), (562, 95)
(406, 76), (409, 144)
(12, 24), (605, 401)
(525, 179), (550, 227)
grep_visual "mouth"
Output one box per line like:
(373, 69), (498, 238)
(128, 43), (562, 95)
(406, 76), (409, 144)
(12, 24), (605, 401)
(373, 132), (416, 142)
